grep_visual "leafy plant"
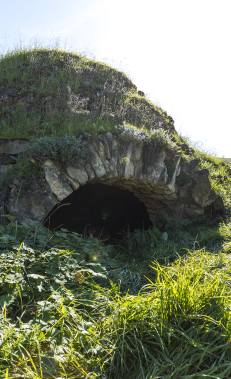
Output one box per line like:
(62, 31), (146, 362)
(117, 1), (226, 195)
(0, 243), (108, 377)
(25, 133), (88, 163)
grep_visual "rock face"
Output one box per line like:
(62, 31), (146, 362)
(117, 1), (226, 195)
(0, 134), (223, 226)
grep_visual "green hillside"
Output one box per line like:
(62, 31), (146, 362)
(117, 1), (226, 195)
(0, 47), (174, 140)
(1, 47), (231, 378)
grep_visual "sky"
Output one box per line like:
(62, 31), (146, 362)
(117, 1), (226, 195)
(0, 0), (230, 157)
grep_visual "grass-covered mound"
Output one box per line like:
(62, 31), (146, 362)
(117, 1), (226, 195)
(0, 47), (174, 140)
(2, 46), (231, 378)
(1, 47), (231, 213)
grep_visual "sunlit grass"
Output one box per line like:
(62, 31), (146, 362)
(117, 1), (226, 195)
(1, 215), (231, 377)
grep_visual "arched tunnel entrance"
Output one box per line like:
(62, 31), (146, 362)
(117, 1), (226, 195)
(44, 183), (152, 242)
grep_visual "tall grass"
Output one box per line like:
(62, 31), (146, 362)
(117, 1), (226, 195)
(1, 215), (231, 377)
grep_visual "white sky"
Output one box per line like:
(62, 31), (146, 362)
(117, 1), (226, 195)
(0, 0), (230, 157)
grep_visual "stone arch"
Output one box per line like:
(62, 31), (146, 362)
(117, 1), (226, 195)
(40, 132), (185, 227)
(3, 133), (222, 228)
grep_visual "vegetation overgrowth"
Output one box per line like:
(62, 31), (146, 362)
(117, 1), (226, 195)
(1, 45), (231, 377)
(1, 213), (231, 378)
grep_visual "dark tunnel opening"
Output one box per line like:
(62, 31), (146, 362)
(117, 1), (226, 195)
(44, 183), (152, 242)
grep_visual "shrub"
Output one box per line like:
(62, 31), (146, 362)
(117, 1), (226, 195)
(144, 128), (176, 150)
(25, 134), (88, 163)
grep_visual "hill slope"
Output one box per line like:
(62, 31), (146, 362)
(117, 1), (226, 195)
(0, 47), (174, 139)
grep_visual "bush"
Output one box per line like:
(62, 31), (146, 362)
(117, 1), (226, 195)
(25, 134), (88, 163)
(144, 128), (176, 150)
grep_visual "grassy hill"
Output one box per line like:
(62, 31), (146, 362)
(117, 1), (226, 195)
(1, 47), (231, 378)
(0, 47), (174, 140)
